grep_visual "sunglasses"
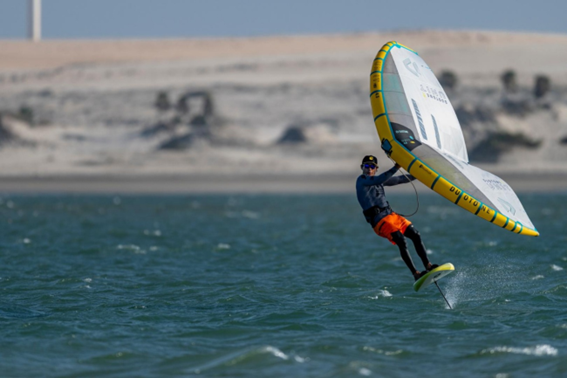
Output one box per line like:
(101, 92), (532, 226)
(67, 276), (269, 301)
(362, 164), (377, 169)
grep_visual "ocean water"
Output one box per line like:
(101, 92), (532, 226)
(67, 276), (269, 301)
(0, 193), (566, 377)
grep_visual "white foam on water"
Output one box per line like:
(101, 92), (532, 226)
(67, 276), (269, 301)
(426, 249), (434, 255)
(531, 275), (545, 280)
(263, 346), (289, 360)
(370, 290), (392, 299)
(551, 264), (564, 271)
(116, 244), (146, 254)
(193, 345), (305, 374)
(143, 229), (162, 236)
(23, 238), (31, 244)
(385, 350), (402, 356)
(358, 368), (372, 376)
(242, 210), (260, 219)
(363, 346), (402, 355)
(83, 278), (92, 283)
(262, 346), (308, 363)
(217, 243), (231, 250)
(481, 344), (558, 356)
(294, 355), (307, 363)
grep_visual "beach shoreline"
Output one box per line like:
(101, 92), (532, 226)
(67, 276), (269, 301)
(0, 173), (564, 194)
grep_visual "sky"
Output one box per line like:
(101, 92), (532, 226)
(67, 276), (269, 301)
(0, 0), (566, 39)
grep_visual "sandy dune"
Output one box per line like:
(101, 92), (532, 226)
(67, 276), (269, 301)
(1, 30), (567, 192)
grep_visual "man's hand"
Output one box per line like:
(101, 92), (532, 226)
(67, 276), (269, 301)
(394, 163), (401, 169)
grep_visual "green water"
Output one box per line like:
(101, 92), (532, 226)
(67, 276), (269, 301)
(0, 193), (566, 377)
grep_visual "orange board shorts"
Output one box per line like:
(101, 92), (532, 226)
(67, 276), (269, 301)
(373, 213), (412, 245)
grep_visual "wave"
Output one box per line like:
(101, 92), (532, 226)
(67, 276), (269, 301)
(191, 345), (307, 374)
(480, 344), (558, 357)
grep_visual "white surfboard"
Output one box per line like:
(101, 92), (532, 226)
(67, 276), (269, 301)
(413, 263), (455, 292)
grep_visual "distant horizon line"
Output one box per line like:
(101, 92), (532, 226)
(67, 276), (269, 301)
(2, 28), (566, 42)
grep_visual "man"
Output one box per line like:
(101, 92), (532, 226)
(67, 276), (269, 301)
(356, 155), (438, 281)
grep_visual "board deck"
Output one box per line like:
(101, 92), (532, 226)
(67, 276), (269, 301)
(413, 263), (455, 292)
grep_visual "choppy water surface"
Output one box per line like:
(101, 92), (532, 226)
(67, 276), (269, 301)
(0, 193), (566, 377)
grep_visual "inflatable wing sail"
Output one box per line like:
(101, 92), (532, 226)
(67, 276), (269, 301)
(369, 41), (538, 236)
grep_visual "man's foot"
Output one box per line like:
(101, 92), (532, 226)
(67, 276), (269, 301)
(413, 271), (428, 281)
(426, 263), (439, 272)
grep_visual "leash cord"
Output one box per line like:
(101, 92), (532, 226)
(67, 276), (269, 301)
(388, 157), (420, 218)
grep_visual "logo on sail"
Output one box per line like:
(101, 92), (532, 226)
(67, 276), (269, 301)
(403, 58), (420, 77)
(497, 198), (516, 215)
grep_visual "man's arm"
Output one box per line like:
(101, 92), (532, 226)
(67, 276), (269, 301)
(358, 166), (399, 186)
(384, 163), (416, 186)
(384, 173), (416, 186)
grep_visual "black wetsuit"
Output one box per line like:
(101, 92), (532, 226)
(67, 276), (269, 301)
(356, 167), (431, 275)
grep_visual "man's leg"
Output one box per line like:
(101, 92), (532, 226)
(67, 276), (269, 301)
(391, 231), (419, 277)
(403, 225), (432, 269)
